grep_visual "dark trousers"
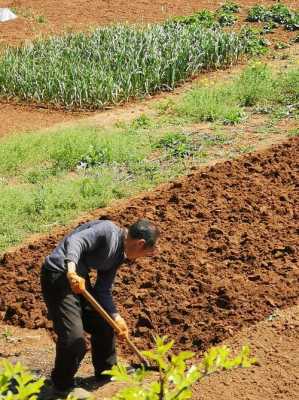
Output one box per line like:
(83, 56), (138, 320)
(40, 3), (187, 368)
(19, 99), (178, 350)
(41, 267), (116, 391)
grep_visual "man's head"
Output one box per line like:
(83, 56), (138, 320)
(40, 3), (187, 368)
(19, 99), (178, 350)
(124, 219), (160, 261)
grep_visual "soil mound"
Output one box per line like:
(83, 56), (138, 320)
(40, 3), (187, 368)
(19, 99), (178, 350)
(0, 137), (298, 353)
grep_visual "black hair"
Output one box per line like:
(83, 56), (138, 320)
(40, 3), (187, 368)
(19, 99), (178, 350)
(128, 219), (160, 247)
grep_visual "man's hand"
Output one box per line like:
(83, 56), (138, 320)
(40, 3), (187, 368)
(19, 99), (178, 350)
(67, 272), (85, 294)
(114, 314), (129, 338)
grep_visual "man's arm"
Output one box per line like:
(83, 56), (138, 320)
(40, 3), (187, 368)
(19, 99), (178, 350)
(95, 267), (129, 336)
(95, 267), (118, 315)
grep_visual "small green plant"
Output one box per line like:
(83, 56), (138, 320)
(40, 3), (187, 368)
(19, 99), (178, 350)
(218, 2), (240, 14)
(169, 10), (215, 27)
(288, 128), (299, 137)
(0, 360), (44, 400)
(238, 145), (255, 154)
(239, 27), (269, 55)
(35, 15), (47, 24)
(274, 41), (289, 50)
(154, 132), (196, 158)
(105, 336), (257, 400)
(79, 144), (113, 168)
(247, 3), (299, 31)
(201, 133), (232, 146)
(217, 12), (237, 27)
(285, 12), (299, 31)
(131, 114), (152, 129)
(222, 108), (245, 125)
(1, 328), (13, 340)
(247, 5), (272, 22)
(270, 4), (292, 24)
(216, 3), (239, 26)
(262, 21), (279, 34)
(236, 62), (275, 107)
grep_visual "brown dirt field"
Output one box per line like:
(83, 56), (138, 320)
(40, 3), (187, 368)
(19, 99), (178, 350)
(194, 304), (299, 400)
(0, 292), (298, 399)
(98, 305), (299, 399)
(0, 137), (298, 358)
(0, 0), (298, 46)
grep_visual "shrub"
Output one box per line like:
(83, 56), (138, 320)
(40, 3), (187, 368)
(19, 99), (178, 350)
(247, 5), (272, 22)
(218, 2), (240, 14)
(0, 360), (44, 400)
(247, 3), (299, 31)
(105, 336), (257, 400)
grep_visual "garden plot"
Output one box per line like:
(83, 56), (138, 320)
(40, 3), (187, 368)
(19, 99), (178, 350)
(0, 137), (298, 356)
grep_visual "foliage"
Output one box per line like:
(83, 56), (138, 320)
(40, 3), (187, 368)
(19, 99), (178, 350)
(261, 21), (279, 35)
(0, 360), (44, 400)
(218, 2), (240, 14)
(104, 336), (257, 400)
(274, 41), (289, 50)
(247, 5), (273, 22)
(170, 4), (240, 28)
(215, 2), (239, 27)
(0, 20), (259, 110)
(236, 62), (276, 107)
(217, 12), (237, 27)
(270, 4), (293, 24)
(284, 12), (299, 31)
(246, 3), (298, 31)
(238, 26), (270, 55)
(154, 132), (197, 158)
(164, 63), (299, 122)
(169, 10), (215, 28)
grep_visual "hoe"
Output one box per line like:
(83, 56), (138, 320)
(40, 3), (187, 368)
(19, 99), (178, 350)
(81, 287), (159, 372)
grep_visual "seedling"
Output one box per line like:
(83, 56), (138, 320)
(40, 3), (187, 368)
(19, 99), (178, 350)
(0, 360), (45, 399)
(1, 328), (13, 340)
(218, 2), (240, 14)
(104, 336), (257, 400)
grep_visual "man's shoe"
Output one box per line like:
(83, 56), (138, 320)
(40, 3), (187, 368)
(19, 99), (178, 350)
(69, 387), (93, 400)
(39, 383), (71, 400)
(39, 381), (92, 400)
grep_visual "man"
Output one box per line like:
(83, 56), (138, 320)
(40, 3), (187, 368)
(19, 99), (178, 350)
(41, 218), (159, 398)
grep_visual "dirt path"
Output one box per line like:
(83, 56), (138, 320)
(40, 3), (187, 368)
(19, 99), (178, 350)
(0, 103), (87, 138)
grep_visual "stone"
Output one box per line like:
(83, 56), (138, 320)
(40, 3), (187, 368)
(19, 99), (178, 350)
(0, 8), (17, 22)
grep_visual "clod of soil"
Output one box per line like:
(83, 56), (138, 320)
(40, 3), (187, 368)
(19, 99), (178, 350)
(0, 137), (298, 355)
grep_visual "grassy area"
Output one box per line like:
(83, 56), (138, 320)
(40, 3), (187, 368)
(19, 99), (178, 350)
(158, 63), (299, 124)
(0, 20), (260, 110)
(0, 63), (298, 252)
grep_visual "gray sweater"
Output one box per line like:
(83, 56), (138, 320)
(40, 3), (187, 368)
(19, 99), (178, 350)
(44, 220), (125, 314)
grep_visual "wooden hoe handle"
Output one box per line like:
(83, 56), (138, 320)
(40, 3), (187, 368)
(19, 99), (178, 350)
(82, 288), (150, 367)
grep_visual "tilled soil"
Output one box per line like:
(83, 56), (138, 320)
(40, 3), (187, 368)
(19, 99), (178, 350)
(0, 0), (297, 46)
(0, 137), (298, 355)
(1, 305), (298, 399)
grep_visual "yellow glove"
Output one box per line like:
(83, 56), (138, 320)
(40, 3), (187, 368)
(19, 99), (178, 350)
(114, 314), (129, 338)
(67, 272), (85, 294)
